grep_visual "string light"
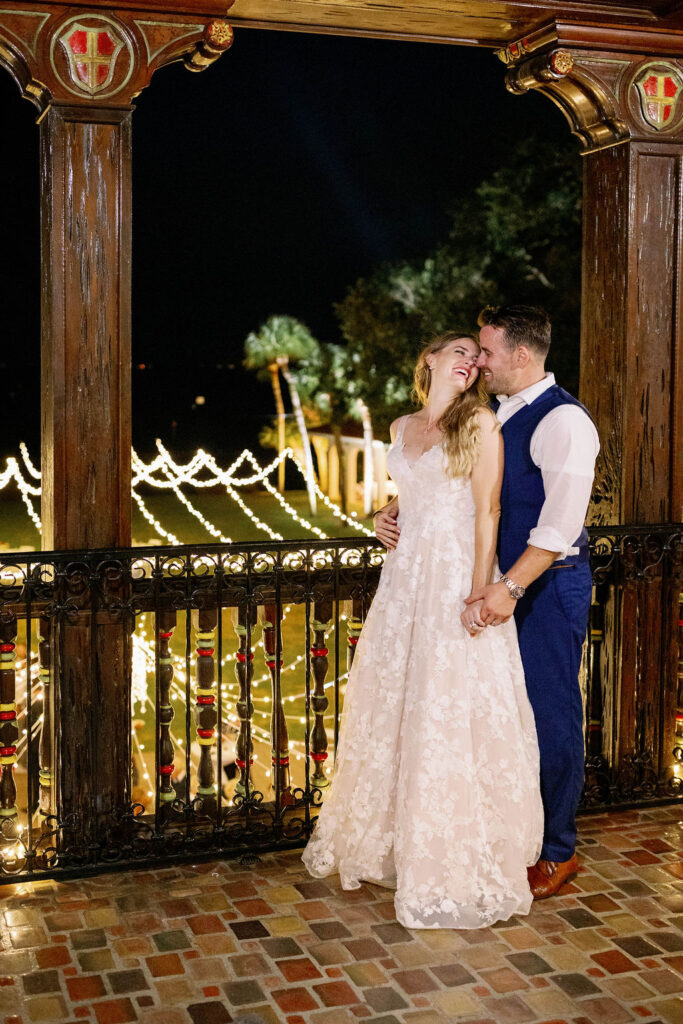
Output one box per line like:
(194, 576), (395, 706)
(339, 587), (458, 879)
(1, 442), (379, 546)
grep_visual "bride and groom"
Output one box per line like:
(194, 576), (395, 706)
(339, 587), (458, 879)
(302, 304), (599, 929)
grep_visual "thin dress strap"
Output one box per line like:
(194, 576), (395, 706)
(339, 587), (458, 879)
(394, 415), (409, 446)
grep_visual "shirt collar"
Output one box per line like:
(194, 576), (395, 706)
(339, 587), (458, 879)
(496, 372), (555, 406)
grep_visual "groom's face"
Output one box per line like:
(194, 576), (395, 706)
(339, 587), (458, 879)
(476, 326), (517, 395)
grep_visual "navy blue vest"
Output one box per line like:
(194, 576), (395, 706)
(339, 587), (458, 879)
(491, 385), (591, 572)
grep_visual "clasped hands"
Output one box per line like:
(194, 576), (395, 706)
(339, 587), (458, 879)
(461, 583), (517, 637)
(373, 503), (516, 639)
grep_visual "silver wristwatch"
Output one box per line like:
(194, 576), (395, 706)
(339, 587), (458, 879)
(499, 574), (526, 600)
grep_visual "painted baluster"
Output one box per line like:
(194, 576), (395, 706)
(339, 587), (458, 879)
(676, 591), (683, 751)
(234, 609), (254, 798)
(157, 610), (177, 815)
(346, 598), (364, 674)
(194, 607), (218, 814)
(310, 600), (332, 788)
(588, 594), (604, 757)
(0, 617), (19, 840)
(262, 604), (292, 805)
(37, 617), (53, 822)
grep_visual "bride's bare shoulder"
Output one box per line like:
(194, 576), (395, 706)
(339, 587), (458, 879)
(473, 406), (500, 433)
(390, 414), (413, 442)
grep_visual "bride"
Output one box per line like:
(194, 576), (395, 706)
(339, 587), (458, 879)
(302, 331), (543, 929)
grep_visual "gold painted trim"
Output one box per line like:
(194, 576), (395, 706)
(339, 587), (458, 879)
(0, 9), (50, 59)
(133, 18), (204, 66)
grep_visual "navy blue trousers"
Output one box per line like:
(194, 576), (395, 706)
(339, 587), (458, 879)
(513, 563), (592, 862)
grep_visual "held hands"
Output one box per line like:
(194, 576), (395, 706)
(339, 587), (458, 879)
(461, 599), (486, 637)
(374, 504), (401, 550)
(464, 582), (516, 627)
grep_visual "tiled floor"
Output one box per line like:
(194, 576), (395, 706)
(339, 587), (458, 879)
(1, 806), (682, 1024)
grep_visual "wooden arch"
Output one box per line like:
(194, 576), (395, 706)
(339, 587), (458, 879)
(0, 0), (681, 826)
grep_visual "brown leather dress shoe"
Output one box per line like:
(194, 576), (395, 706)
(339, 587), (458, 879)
(527, 854), (579, 899)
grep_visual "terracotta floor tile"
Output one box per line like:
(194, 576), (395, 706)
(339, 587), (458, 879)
(145, 952), (185, 977)
(66, 974), (107, 1000)
(24, 994), (69, 1022)
(577, 995), (637, 1024)
(363, 986), (409, 1012)
(295, 900), (333, 921)
(591, 949), (639, 974)
(644, 968), (683, 994)
(343, 938), (386, 961)
(343, 961), (388, 988)
(260, 937), (303, 959)
(222, 979), (266, 1005)
(313, 980), (360, 1006)
(429, 962), (475, 987)
(186, 1001), (233, 1024)
(276, 956), (323, 982)
(187, 914), (226, 935)
(391, 969), (438, 995)
(34, 946), (72, 969)
(272, 986), (320, 1013)
(92, 999), (138, 1024)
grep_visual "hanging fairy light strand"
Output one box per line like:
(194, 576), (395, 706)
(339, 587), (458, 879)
(2, 441), (376, 543)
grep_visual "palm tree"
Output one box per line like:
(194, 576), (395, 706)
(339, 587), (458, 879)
(244, 316), (320, 512)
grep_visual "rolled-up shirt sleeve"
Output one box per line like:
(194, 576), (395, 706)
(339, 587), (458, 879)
(528, 406), (600, 559)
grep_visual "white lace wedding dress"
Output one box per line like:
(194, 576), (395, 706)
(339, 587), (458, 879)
(302, 415), (544, 929)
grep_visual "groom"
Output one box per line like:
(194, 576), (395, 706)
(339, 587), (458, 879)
(375, 305), (598, 899)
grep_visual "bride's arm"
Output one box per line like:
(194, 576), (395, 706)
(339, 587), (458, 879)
(469, 409), (504, 591)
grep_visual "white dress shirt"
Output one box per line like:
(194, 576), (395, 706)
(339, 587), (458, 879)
(495, 373), (600, 560)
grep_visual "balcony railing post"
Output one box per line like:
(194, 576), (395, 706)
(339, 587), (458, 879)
(346, 598), (364, 673)
(194, 606), (218, 815)
(157, 610), (177, 818)
(37, 616), (54, 823)
(0, 615), (19, 850)
(310, 599), (332, 789)
(262, 604), (292, 806)
(234, 607), (254, 800)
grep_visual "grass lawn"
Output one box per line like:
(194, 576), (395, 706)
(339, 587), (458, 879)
(0, 487), (375, 552)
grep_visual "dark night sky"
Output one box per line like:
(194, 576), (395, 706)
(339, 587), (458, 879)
(0, 27), (568, 459)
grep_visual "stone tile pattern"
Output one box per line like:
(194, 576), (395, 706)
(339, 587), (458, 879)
(0, 806), (682, 1024)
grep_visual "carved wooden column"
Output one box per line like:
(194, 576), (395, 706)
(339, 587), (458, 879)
(500, 24), (683, 790)
(0, 5), (234, 834)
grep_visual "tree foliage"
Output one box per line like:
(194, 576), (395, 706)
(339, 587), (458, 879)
(335, 138), (582, 437)
(244, 315), (320, 375)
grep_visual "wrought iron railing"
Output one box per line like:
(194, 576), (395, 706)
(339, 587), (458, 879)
(0, 525), (681, 881)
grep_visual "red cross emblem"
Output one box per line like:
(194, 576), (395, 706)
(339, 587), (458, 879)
(59, 24), (123, 95)
(635, 70), (681, 130)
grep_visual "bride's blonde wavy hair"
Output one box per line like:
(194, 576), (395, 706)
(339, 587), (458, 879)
(412, 331), (490, 478)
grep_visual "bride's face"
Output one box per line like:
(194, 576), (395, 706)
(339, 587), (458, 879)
(427, 338), (480, 393)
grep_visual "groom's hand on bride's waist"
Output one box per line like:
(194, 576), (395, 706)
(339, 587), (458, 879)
(464, 583), (516, 625)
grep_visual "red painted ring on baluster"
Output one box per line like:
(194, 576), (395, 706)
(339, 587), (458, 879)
(0, 712), (16, 721)
(272, 756), (290, 766)
(197, 648), (215, 657)
(311, 647), (329, 657)
(197, 696), (215, 705)
(265, 660), (284, 669)
(348, 637), (359, 646)
(0, 643), (15, 652)
(159, 765), (174, 775)
(235, 758), (254, 769)
(158, 632), (173, 639)
(1, 746), (16, 756)
(310, 752), (328, 761)
(197, 728), (214, 739)
(236, 652), (254, 663)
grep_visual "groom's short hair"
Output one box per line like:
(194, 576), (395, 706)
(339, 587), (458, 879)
(477, 305), (551, 358)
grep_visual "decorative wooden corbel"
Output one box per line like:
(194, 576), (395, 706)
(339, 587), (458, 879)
(0, 3), (235, 116)
(496, 23), (683, 152)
